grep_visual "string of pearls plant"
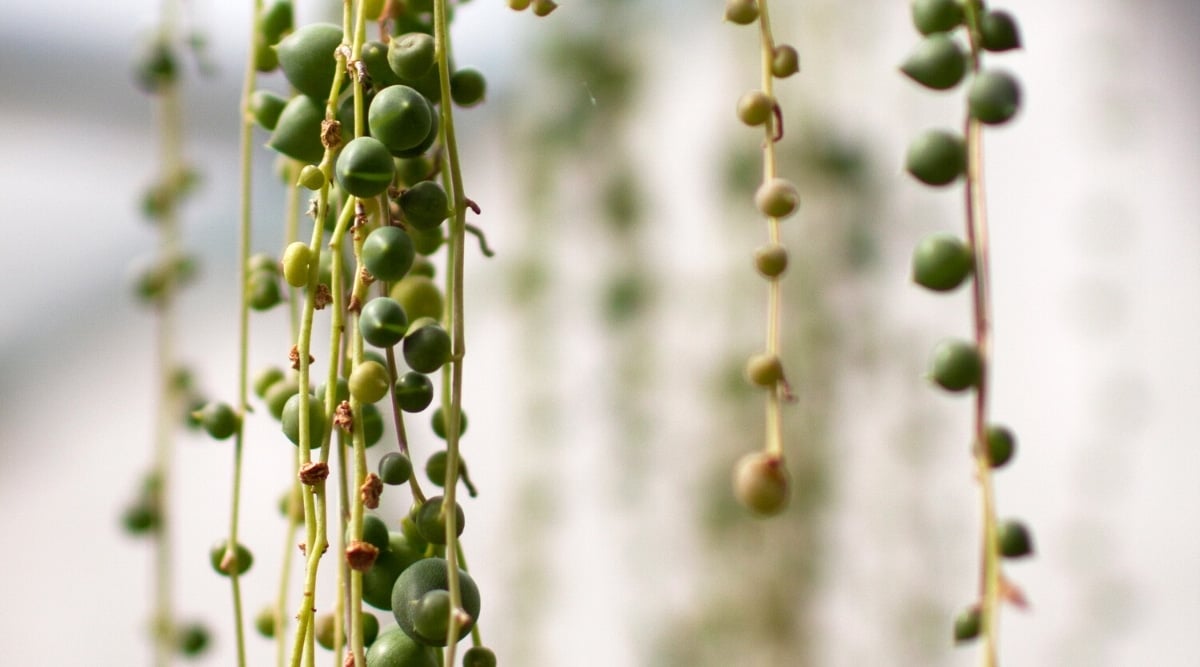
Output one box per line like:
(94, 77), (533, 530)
(126, 0), (213, 661)
(900, 1), (1030, 663)
(119, 0), (1045, 663)
(724, 0), (801, 517)
(157, 1), (555, 665)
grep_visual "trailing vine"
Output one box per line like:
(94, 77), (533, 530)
(900, 1), (1030, 663)
(126, 0), (212, 661)
(725, 0), (802, 517)
(169, 0), (554, 664)
(113, 1), (1060, 665)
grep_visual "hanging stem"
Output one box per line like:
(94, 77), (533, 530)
(148, 0), (185, 660)
(961, 3), (1001, 665)
(274, 161), (307, 667)
(226, 2), (265, 664)
(756, 0), (786, 459)
(288, 195), (354, 667)
(276, 164), (305, 667)
(286, 0), (362, 657)
(341, 199), (377, 667)
(341, 5), (374, 665)
(965, 115), (1000, 667)
(432, 0), (471, 661)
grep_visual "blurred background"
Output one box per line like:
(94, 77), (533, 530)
(0, 0), (1197, 664)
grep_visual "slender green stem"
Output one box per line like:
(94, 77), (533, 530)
(961, 4), (1000, 665)
(287, 197), (327, 665)
(287, 1), (361, 651)
(456, 542), (484, 647)
(323, 196), (356, 459)
(286, 163), (304, 336)
(344, 7), (373, 662)
(757, 1), (780, 185)
(346, 215), (372, 667)
(151, 306), (176, 667)
(330, 289), (354, 665)
(334, 426), (350, 666)
(332, 310), (358, 666)
(276, 484), (301, 667)
(966, 118), (1000, 667)
(227, 3), (264, 665)
(385, 344), (428, 504)
(149, 2), (184, 659)
(293, 198), (353, 667)
(347, 396), (368, 667)
(288, 197), (353, 667)
(290, 488), (330, 667)
(433, 0), (471, 662)
(277, 163), (304, 667)
(755, 0), (786, 458)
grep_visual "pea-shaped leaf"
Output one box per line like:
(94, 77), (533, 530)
(363, 226), (416, 282)
(350, 360), (392, 404)
(249, 90), (288, 130)
(364, 626), (437, 667)
(928, 338), (981, 392)
(449, 68), (487, 107)
(981, 10), (1022, 52)
(388, 33), (436, 81)
(900, 33), (966, 91)
(360, 297), (410, 348)
(986, 424), (1016, 468)
(209, 540), (254, 577)
(335, 137), (396, 198)
(391, 557), (480, 646)
(732, 451), (790, 516)
(463, 647), (498, 667)
(998, 519), (1035, 558)
(911, 0), (963, 35)
(403, 319), (451, 373)
(267, 94), (326, 165)
(281, 393), (326, 449)
(369, 85), (434, 154)
(378, 452), (414, 485)
(905, 129), (964, 186)
(276, 23), (344, 99)
(399, 181), (449, 230)
(911, 232), (972, 291)
(393, 372), (434, 413)
(953, 606), (982, 643)
(362, 40), (402, 89)
(969, 69), (1022, 125)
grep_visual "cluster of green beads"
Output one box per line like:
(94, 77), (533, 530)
(900, 0), (1033, 648)
(242, 0), (480, 446)
(250, 501), (486, 663)
(725, 0), (801, 518)
(210, 0), (503, 664)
